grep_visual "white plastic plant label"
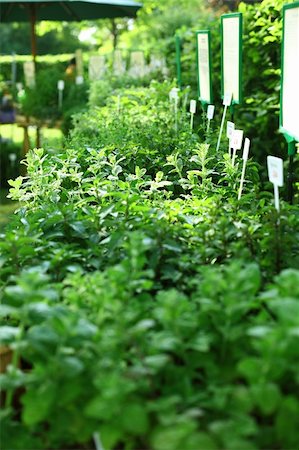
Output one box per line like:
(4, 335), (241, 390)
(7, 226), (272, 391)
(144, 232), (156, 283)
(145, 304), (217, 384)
(169, 87), (179, 101)
(57, 80), (65, 91)
(169, 88), (175, 100)
(230, 129), (243, 150)
(190, 99), (197, 114)
(76, 75), (84, 85)
(9, 153), (17, 164)
(267, 156), (284, 187)
(242, 138), (250, 161)
(223, 92), (232, 106)
(226, 121), (235, 139)
(207, 105), (215, 120)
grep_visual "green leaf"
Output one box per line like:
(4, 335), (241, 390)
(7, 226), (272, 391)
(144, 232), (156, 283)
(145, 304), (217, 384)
(144, 354), (170, 369)
(99, 425), (122, 450)
(121, 403), (149, 435)
(251, 383), (281, 415)
(69, 221), (86, 235)
(22, 383), (55, 426)
(184, 432), (218, 450)
(275, 396), (299, 447)
(151, 423), (197, 450)
(59, 356), (84, 377)
(237, 358), (262, 382)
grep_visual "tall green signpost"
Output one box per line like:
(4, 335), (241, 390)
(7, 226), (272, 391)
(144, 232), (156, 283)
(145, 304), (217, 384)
(175, 34), (182, 89)
(280, 2), (299, 204)
(196, 30), (213, 109)
(216, 12), (243, 152)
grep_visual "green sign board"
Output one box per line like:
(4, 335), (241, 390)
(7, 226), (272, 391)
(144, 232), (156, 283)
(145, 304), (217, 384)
(280, 2), (299, 147)
(196, 30), (213, 105)
(221, 13), (243, 105)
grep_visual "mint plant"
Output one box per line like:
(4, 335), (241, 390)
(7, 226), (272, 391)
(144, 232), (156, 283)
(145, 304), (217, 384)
(1, 80), (298, 450)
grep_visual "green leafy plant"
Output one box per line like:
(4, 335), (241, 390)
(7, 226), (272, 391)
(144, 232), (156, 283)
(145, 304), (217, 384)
(1, 77), (298, 450)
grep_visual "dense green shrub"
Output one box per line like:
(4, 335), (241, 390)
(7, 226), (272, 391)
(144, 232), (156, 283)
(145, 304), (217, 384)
(20, 67), (89, 124)
(20, 67), (63, 121)
(1, 80), (298, 450)
(1, 261), (299, 449)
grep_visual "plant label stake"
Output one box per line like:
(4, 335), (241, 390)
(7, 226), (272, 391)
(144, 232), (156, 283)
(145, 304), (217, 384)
(57, 79), (65, 109)
(174, 91), (179, 134)
(226, 121), (235, 157)
(267, 156), (284, 212)
(238, 137), (250, 200)
(206, 104), (215, 133)
(216, 92), (232, 152)
(190, 99), (196, 130)
(231, 129), (243, 166)
(169, 88), (180, 134)
(93, 432), (104, 450)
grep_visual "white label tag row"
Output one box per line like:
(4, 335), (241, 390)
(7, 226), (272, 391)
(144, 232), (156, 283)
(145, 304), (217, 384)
(207, 104), (215, 120)
(190, 99), (197, 114)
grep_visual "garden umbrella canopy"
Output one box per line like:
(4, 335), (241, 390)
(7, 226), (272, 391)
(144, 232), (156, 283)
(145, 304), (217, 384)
(0, 0), (142, 22)
(0, 0), (142, 58)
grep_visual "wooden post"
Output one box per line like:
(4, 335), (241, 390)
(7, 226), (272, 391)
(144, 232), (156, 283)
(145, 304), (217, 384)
(23, 125), (30, 156)
(29, 4), (37, 62)
(36, 126), (41, 148)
